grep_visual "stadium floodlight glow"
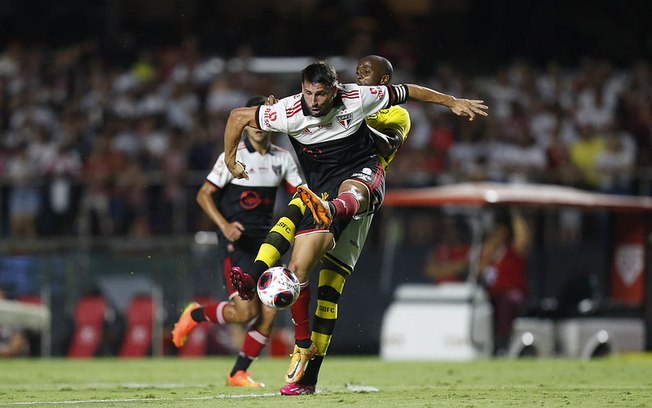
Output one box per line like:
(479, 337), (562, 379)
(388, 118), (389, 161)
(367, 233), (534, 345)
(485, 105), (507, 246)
(484, 190), (498, 203)
(580, 330), (612, 359)
(194, 231), (218, 245)
(507, 331), (538, 358)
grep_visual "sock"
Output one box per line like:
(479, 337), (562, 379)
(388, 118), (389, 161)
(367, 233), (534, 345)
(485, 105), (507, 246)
(330, 192), (359, 220)
(311, 254), (350, 355)
(230, 329), (269, 375)
(201, 301), (228, 324)
(250, 197), (306, 277)
(190, 307), (206, 323)
(291, 284), (312, 344)
(297, 355), (324, 386)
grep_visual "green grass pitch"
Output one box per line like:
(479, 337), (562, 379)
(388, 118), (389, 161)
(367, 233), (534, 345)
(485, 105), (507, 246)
(1, 356), (651, 407)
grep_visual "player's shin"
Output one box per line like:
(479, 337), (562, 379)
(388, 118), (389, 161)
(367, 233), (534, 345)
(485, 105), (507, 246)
(230, 328), (269, 375)
(291, 282), (312, 346)
(311, 258), (348, 355)
(250, 198), (306, 276)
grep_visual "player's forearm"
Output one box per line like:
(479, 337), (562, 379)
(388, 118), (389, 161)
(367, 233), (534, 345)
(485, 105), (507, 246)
(224, 107), (256, 169)
(196, 186), (228, 231)
(405, 84), (456, 109)
(224, 116), (246, 168)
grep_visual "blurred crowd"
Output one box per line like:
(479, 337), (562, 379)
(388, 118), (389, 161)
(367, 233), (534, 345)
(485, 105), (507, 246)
(0, 39), (651, 239)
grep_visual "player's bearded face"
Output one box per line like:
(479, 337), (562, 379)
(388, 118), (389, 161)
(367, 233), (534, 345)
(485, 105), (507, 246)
(302, 81), (337, 117)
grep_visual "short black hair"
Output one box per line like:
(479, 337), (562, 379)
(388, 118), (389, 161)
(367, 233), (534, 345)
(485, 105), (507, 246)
(245, 95), (267, 107)
(301, 61), (338, 87)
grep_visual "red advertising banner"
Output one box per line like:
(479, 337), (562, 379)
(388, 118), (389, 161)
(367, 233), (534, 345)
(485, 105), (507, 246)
(610, 213), (646, 304)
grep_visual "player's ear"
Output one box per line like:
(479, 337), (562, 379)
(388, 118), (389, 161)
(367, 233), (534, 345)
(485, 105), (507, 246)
(380, 74), (390, 85)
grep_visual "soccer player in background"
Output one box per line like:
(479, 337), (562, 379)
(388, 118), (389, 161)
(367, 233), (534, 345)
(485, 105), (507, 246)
(223, 59), (487, 393)
(171, 96), (303, 388)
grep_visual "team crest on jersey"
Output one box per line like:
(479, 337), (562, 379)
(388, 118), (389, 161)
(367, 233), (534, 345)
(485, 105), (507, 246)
(272, 164), (282, 176)
(336, 113), (353, 129)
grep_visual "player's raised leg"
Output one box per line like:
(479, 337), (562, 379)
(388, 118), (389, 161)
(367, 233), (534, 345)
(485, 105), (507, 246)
(231, 196), (307, 298)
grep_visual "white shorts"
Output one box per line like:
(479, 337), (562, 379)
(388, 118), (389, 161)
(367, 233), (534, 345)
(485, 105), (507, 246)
(327, 214), (374, 270)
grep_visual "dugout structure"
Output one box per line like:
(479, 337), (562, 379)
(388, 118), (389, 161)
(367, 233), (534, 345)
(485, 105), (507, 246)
(380, 182), (652, 360)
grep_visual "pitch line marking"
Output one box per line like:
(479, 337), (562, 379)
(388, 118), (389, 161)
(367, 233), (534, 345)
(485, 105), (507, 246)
(0, 393), (279, 406)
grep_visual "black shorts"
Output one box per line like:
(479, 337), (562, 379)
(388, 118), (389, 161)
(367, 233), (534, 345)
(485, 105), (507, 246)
(297, 157), (385, 240)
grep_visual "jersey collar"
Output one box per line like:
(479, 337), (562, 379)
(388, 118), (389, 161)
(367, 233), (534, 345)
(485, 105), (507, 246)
(243, 136), (257, 153)
(244, 136), (272, 155)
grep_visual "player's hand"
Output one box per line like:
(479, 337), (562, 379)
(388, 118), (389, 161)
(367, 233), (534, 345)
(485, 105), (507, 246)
(449, 98), (488, 121)
(223, 221), (245, 242)
(227, 160), (249, 180)
(266, 95), (278, 105)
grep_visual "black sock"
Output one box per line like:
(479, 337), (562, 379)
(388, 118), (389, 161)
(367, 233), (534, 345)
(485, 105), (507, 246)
(190, 307), (206, 322)
(297, 355), (323, 385)
(328, 202), (336, 217)
(296, 339), (312, 349)
(230, 355), (254, 376)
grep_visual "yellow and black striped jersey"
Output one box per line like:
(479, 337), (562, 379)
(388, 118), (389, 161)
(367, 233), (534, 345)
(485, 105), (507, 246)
(365, 105), (411, 169)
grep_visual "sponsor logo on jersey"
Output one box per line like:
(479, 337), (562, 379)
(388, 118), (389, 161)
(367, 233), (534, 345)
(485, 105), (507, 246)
(336, 112), (353, 129)
(263, 107), (277, 127)
(240, 190), (274, 209)
(240, 190), (261, 209)
(369, 86), (386, 99)
(302, 147), (323, 158)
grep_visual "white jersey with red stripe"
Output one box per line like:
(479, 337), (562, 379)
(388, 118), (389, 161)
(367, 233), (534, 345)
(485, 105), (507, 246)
(254, 83), (408, 193)
(206, 138), (303, 242)
(256, 83), (406, 144)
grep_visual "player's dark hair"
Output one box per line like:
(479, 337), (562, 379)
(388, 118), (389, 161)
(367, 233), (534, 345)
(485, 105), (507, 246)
(301, 61), (338, 87)
(245, 95), (267, 107)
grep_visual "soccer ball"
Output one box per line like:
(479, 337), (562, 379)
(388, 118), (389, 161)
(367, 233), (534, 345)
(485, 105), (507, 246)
(256, 266), (301, 310)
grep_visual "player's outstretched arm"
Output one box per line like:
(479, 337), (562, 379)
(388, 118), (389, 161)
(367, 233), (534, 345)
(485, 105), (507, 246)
(224, 106), (258, 179)
(405, 84), (488, 121)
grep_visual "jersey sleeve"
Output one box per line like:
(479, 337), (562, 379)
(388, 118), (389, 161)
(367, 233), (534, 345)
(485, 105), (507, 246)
(256, 100), (291, 133)
(359, 84), (410, 117)
(205, 152), (233, 188)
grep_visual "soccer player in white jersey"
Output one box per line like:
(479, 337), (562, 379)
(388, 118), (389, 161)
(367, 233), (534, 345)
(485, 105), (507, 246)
(281, 55), (412, 395)
(223, 61), (487, 391)
(171, 96), (303, 388)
